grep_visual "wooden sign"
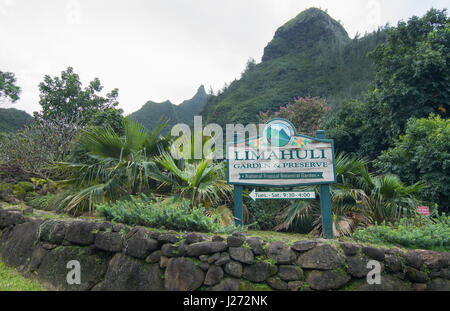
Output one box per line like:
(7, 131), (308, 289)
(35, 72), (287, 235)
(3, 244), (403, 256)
(227, 119), (336, 186)
(228, 119), (336, 239)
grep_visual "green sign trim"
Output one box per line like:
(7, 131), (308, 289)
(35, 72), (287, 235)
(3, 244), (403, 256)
(226, 119), (337, 187)
(239, 172), (323, 180)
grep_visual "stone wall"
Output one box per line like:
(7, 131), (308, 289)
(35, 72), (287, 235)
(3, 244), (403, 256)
(0, 208), (449, 291)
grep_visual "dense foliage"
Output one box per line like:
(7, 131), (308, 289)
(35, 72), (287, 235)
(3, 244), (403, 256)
(276, 153), (425, 237)
(87, 108), (125, 136)
(37, 67), (119, 122)
(326, 8), (449, 159)
(376, 115), (450, 213)
(369, 8), (449, 142)
(150, 152), (232, 208)
(97, 195), (235, 233)
(54, 117), (169, 214)
(0, 71), (20, 103)
(353, 215), (450, 251)
(0, 116), (81, 181)
(258, 96), (329, 137)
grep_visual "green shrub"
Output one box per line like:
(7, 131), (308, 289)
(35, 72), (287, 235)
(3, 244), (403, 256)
(96, 195), (236, 233)
(352, 215), (450, 251)
(28, 191), (70, 212)
(0, 183), (14, 201)
(376, 115), (450, 213)
(17, 181), (33, 192)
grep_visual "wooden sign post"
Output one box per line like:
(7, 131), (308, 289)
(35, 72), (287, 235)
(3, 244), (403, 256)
(233, 132), (244, 227)
(228, 119), (336, 239)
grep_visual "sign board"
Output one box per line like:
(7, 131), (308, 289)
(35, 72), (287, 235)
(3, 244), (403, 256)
(227, 119), (336, 187)
(249, 189), (316, 201)
(227, 118), (336, 239)
(417, 206), (430, 216)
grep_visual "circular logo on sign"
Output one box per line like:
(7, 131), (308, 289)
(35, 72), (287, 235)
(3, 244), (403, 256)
(264, 120), (294, 147)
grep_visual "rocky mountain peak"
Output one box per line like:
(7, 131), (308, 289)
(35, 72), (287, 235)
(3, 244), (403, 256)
(262, 8), (350, 62)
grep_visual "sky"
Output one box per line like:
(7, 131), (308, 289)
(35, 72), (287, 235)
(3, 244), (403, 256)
(0, 0), (448, 115)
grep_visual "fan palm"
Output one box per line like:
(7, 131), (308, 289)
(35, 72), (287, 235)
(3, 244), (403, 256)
(54, 117), (170, 214)
(276, 153), (425, 236)
(150, 151), (233, 208)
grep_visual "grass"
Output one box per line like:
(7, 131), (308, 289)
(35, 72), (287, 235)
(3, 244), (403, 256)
(247, 230), (317, 245)
(0, 261), (46, 291)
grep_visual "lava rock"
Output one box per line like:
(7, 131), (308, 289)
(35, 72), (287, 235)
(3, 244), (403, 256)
(184, 232), (207, 244)
(340, 243), (360, 256)
(384, 255), (403, 273)
(204, 265), (224, 286)
(198, 262), (210, 271)
(229, 247), (254, 264)
(101, 253), (163, 291)
(266, 241), (296, 264)
(158, 233), (181, 244)
(186, 242), (228, 256)
(224, 261), (243, 278)
(161, 243), (182, 257)
(38, 220), (68, 245)
(227, 235), (245, 248)
(215, 253), (231, 266)
(405, 267), (429, 283)
(291, 240), (317, 253)
(210, 278), (240, 291)
(267, 277), (288, 290)
(126, 229), (159, 259)
(94, 231), (123, 253)
(403, 251), (424, 269)
(0, 210), (24, 228)
(65, 221), (98, 246)
(362, 247), (385, 261)
(208, 252), (221, 264)
(278, 265), (304, 281)
(426, 278), (450, 291)
(288, 281), (304, 291)
(307, 270), (351, 290)
(243, 262), (270, 283)
(145, 250), (162, 264)
(297, 244), (344, 270)
(164, 257), (205, 291)
(346, 256), (370, 278)
(246, 237), (265, 256)
(38, 245), (111, 291)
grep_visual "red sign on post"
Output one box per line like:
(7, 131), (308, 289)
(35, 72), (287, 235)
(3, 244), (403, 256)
(417, 206), (430, 216)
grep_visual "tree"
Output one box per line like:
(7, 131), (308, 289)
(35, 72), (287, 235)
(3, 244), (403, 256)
(0, 116), (81, 181)
(37, 67), (119, 122)
(87, 108), (125, 136)
(325, 9), (449, 160)
(324, 99), (367, 156)
(376, 115), (450, 213)
(258, 96), (329, 137)
(0, 71), (20, 103)
(369, 8), (449, 142)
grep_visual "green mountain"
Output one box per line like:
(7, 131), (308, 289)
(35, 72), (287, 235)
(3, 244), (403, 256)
(0, 108), (33, 133)
(268, 127), (291, 147)
(129, 85), (208, 132)
(201, 8), (387, 126)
